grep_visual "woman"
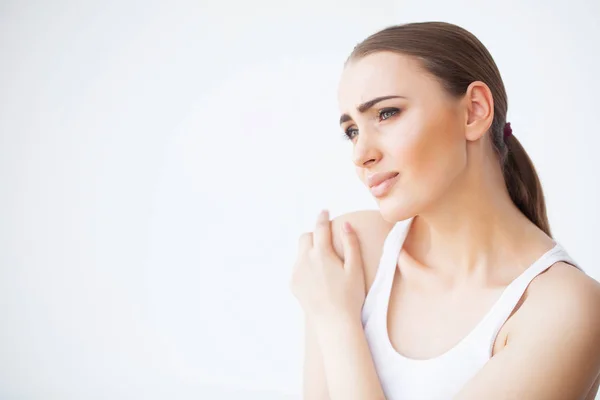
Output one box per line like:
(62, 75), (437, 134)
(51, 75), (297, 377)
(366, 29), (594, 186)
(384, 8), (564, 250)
(290, 22), (600, 400)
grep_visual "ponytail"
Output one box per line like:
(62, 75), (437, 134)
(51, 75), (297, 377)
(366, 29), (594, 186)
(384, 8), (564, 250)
(502, 135), (551, 237)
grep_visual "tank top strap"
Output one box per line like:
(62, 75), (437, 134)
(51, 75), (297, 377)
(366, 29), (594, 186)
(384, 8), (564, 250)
(478, 243), (582, 353)
(361, 217), (414, 326)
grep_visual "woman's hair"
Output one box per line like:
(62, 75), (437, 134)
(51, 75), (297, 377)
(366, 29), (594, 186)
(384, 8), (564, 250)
(347, 21), (551, 237)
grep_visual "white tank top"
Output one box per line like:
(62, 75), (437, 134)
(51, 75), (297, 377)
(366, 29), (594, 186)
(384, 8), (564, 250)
(361, 216), (583, 400)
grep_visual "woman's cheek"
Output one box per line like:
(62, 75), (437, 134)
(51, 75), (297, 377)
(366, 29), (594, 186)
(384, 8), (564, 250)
(388, 125), (431, 175)
(392, 129), (449, 208)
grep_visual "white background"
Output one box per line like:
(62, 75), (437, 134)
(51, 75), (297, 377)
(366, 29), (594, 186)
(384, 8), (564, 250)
(1, 1), (599, 399)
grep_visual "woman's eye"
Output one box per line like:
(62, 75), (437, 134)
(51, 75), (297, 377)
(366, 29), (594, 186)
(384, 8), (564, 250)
(379, 108), (400, 121)
(342, 108), (399, 141)
(344, 127), (358, 141)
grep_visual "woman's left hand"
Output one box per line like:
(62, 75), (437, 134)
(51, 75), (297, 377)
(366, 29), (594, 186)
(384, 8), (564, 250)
(290, 210), (366, 324)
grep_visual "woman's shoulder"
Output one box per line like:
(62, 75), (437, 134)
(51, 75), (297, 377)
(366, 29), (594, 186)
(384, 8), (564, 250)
(330, 210), (396, 291)
(526, 261), (600, 312)
(502, 262), (600, 397)
(513, 260), (600, 342)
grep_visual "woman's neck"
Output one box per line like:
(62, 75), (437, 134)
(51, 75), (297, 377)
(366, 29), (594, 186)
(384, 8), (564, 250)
(403, 161), (553, 284)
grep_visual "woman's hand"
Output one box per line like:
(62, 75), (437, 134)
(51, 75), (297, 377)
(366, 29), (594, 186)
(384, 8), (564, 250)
(290, 210), (366, 324)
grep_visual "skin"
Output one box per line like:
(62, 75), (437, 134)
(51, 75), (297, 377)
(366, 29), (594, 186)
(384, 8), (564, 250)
(290, 51), (600, 399)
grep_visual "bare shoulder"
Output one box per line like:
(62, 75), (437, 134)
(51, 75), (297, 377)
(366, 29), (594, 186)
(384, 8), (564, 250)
(500, 263), (600, 397)
(515, 261), (600, 346)
(330, 210), (395, 291)
(526, 262), (600, 314)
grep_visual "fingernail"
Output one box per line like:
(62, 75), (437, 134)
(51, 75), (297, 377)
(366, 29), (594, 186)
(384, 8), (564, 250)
(343, 221), (353, 233)
(318, 209), (329, 221)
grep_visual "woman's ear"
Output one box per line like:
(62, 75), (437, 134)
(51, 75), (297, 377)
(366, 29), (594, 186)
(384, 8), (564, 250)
(463, 81), (494, 142)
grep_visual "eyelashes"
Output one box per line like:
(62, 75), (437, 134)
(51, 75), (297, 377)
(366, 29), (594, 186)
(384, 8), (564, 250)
(343, 107), (401, 141)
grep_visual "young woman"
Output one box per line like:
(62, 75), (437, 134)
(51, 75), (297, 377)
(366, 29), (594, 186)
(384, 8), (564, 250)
(290, 22), (600, 400)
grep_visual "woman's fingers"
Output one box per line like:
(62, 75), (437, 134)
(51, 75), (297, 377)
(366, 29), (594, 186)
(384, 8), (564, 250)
(291, 232), (313, 292)
(313, 210), (335, 257)
(341, 221), (361, 274)
(298, 231), (313, 254)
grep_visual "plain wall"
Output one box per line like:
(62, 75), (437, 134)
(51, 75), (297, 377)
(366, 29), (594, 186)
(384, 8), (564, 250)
(1, 0), (599, 398)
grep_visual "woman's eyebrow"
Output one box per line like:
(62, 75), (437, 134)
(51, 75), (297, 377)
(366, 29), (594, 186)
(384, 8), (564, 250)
(339, 95), (405, 125)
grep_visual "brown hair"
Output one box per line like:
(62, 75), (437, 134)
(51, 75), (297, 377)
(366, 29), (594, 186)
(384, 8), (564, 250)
(348, 21), (551, 236)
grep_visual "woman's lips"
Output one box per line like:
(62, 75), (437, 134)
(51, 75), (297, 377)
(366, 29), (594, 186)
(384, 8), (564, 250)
(369, 172), (399, 197)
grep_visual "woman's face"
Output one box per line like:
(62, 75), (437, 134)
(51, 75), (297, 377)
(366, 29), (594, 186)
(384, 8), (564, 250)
(337, 51), (469, 222)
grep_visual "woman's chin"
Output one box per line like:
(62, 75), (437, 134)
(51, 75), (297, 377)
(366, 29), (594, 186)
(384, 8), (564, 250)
(377, 195), (417, 223)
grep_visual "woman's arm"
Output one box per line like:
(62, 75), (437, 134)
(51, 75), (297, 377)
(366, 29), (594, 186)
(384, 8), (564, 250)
(300, 211), (393, 399)
(313, 312), (386, 400)
(302, 313), (385, 400)
(455, 263), (600, 400)
(302, 315), (329, 400)
(292, 210), (390, 400)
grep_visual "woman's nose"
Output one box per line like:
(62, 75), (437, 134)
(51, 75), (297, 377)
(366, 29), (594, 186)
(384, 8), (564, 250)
(352, 131), (381, 167)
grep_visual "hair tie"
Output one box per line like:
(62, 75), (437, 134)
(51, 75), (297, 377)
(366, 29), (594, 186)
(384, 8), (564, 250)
(503, 122), (512, 139)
